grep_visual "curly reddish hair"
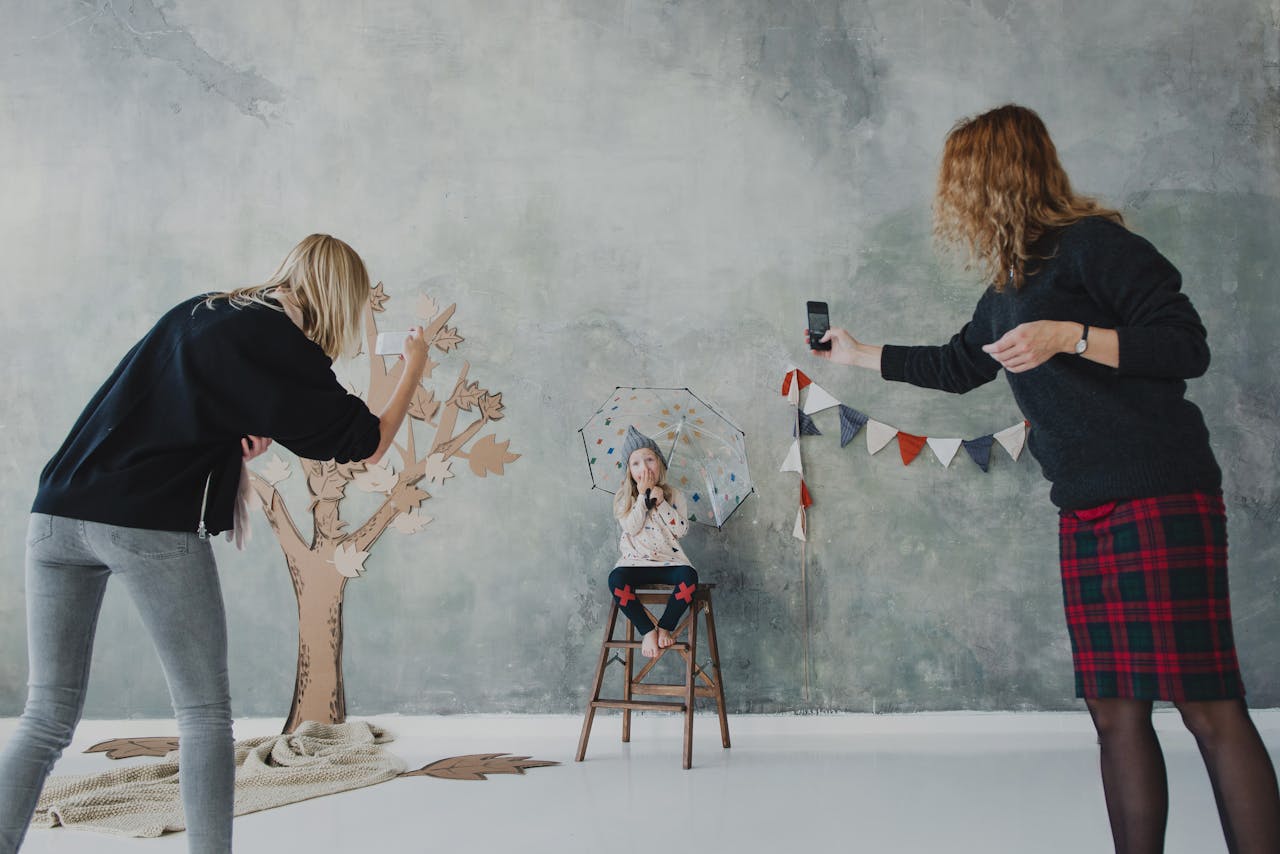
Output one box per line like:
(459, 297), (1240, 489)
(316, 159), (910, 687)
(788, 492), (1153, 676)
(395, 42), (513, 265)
(933, 105), (1123, 291)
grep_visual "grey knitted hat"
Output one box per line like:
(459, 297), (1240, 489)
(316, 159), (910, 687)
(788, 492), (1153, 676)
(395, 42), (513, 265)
(620, 425), (667, 468)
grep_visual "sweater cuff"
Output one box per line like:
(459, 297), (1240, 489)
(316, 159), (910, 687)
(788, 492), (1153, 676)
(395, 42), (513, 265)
(880, 345), (910, 382)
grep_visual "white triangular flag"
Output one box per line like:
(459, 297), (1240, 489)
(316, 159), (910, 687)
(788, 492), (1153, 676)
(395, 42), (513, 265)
(802, 382), (841, 415)
(792, 506), (807, 541)
(786, 373), (800, 406)
(779, 440), (803, 475)
(926, 437), (963, 467)
(866, 420), (897, 455)
(994, 422), (1028, 461)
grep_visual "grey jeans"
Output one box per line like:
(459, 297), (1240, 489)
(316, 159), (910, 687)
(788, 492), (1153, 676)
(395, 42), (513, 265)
(0, 514), (234, 853)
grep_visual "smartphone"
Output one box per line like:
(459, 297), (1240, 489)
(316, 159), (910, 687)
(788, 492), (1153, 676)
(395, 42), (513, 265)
(374, 331), (409, 355)
(807, 301), (831, 351)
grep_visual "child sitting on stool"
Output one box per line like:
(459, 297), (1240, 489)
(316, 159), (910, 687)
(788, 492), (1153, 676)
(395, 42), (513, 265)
(608, 426), (697, 658)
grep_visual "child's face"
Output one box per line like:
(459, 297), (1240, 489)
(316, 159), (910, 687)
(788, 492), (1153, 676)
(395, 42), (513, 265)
(628, 448), (662, 483)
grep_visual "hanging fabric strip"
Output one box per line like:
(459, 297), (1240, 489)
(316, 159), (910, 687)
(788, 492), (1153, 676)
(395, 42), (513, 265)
(962, 435), (995, 472)
(838, 404), (868, 448)
(802, 382), (841, 415)
(926, 437), (962, 468)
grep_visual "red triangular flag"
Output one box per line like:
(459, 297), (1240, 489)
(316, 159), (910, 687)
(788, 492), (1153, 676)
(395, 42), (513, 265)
(800, 479), (814, 508)
(898, 432), (927, 466)
(781, 370), (795, 396)
(795, 369), (813, 390)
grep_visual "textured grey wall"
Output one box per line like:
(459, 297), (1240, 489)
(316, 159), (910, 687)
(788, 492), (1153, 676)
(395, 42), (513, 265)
(1, 1), (1276, 718)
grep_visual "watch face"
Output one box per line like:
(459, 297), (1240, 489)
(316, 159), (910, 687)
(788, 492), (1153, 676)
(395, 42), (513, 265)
(1075, 339), (1087, 354)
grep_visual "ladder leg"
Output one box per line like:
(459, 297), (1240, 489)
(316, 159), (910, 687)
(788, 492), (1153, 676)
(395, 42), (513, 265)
(576, 601), (620, 762)
(703, 594), (731, 749)
(622, 619), (634, 743)
(682, 601), (698, 770)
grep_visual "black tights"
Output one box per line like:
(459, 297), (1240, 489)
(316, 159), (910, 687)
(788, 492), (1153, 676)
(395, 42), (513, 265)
(1086, 697), (1280, 854)
(607, 565), (698, 636)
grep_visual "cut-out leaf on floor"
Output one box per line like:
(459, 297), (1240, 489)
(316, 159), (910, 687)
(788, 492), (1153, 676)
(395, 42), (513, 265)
(400, 753), (559, 781)
(85, 737), (179, 760)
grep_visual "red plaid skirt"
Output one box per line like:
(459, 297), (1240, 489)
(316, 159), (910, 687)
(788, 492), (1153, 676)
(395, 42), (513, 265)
(1058, 490), (1244, 702)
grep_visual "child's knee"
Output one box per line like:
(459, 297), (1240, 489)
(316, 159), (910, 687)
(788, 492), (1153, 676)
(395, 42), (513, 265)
(679, 566), (698, 586)
(607, 568), (627, 591)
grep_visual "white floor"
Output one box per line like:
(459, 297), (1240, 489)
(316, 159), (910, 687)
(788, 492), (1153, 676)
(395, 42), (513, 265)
(3, 710), (1278, 853)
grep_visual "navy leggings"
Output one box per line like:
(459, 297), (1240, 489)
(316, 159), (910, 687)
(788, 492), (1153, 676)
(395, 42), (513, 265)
(607, 565), (698, 636)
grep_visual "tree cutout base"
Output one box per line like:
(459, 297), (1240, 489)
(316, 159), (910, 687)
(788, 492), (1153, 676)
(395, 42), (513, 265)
(250, 281), (521, 733)
(399, 754), (560, 780)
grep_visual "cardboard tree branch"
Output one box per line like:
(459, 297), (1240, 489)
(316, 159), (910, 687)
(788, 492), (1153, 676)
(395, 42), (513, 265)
(247, 283), (522, 733)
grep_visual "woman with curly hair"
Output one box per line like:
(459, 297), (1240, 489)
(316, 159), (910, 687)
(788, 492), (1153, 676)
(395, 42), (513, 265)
(814, 104), (1279, 853)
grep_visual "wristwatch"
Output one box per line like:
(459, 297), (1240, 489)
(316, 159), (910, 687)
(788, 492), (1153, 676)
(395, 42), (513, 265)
(1074, 324), (1090, 355)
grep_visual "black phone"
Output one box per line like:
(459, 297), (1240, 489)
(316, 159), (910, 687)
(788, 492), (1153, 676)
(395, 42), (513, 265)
(807, 300), (831, 351)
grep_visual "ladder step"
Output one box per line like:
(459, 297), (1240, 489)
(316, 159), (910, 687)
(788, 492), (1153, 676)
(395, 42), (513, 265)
(631, 684), (718, 698)
(591, 699), (686, 712)
(604, 641), (690, 651)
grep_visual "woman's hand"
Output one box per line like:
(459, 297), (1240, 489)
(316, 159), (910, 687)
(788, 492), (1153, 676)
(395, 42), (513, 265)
(805, 328), (882, 370)
(401, 325), (429, 366)
(241, 435), (273, 461)
(981, 321), (1077, 373)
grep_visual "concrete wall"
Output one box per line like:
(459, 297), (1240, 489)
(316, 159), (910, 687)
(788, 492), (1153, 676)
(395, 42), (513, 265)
(1, 0), (1276, 718)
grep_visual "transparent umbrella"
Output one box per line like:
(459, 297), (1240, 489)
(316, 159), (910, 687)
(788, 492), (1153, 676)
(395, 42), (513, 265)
(579, 387), (752, 528)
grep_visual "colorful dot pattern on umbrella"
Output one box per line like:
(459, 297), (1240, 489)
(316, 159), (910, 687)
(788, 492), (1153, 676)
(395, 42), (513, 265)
(580, 387), (751, 526)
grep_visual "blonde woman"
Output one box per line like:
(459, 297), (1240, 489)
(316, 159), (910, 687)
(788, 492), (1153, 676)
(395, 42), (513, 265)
(607, 426), (696, 659)
(813, 106), (1279, 853)
(0, 235), (428, 854)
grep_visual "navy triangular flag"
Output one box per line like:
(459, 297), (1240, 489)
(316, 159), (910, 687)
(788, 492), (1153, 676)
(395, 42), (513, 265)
(795, 411), (822, 437)
(837, 405), (868, 448)
(962, 435), (995, 472)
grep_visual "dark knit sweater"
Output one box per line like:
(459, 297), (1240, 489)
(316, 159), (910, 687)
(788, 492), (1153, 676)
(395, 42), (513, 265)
(880, 217), (1221, 510)
(34, 295), (380, 534)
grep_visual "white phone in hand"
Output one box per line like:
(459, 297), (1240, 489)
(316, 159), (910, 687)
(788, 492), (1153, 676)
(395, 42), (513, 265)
(374, 331), (410, 355)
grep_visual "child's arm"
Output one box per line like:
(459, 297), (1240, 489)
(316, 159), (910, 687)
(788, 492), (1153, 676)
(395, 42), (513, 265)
(617, 494), (649, 535)
(654, 489), (689, 538)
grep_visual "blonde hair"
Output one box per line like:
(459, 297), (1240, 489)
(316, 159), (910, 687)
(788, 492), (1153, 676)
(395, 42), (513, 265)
(613, 451), (673, 519)
(933, 104), (1124, 291)
(205, 234), (370, 360)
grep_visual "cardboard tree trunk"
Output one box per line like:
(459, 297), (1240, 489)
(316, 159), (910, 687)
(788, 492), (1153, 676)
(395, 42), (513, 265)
(250, 284), (520, 733)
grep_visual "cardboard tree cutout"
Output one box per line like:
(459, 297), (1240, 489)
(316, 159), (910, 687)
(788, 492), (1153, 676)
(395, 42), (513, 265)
(250, 282), (520, 733)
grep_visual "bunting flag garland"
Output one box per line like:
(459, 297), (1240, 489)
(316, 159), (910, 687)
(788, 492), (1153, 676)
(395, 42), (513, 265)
(994, 422), (1028, 461)
(801, 382), (841, 415)
(779, 440), (803, 474)
(926, 437), (963, 468)
(838, 405), (868, 448)
(866, 420), (898, 454)
(778, 366), (1031, 705)
(962, 436), (995, 472)
(897, 432), (927, 466)
(795, 411), (822, 437)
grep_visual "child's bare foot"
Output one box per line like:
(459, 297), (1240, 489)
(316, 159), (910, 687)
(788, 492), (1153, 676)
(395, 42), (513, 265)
(657, 628), (675, 649)
(641, 630), (660, 658)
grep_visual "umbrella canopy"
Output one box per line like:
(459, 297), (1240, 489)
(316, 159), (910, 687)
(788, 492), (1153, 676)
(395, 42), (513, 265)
(579, 387), (752, 528)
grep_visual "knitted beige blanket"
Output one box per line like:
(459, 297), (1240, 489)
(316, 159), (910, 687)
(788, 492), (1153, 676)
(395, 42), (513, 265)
(32, 721), (405, 838)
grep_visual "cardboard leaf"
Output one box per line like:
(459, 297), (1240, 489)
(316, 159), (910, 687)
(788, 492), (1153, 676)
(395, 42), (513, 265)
(85, 737), (179, 760)
(898, 432), (927, 466)
(926, 437), (962, 468)
(257, 453), (292, 486)
(415, 294), (440, 322)
(451, 380), (483, 412)
(423, 453), (454, 485)
(792, 507), (806, 541)
(369, 281), (389, 313)
(408, 387), (440, 422)
(352, 460), (397, 494)
(866, 420), (897, 454)
(994, 422), (1028, 461)
(468, 434), (520, 477)
(391, 508), (433, 535)
(390, 484), (430, 514)
(433, 326), (464, 353)
(400, 753), (560, 781)
(332, 542), (370, 578)
(478, 392), (506, 421)
(802, 382), (841, 415)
